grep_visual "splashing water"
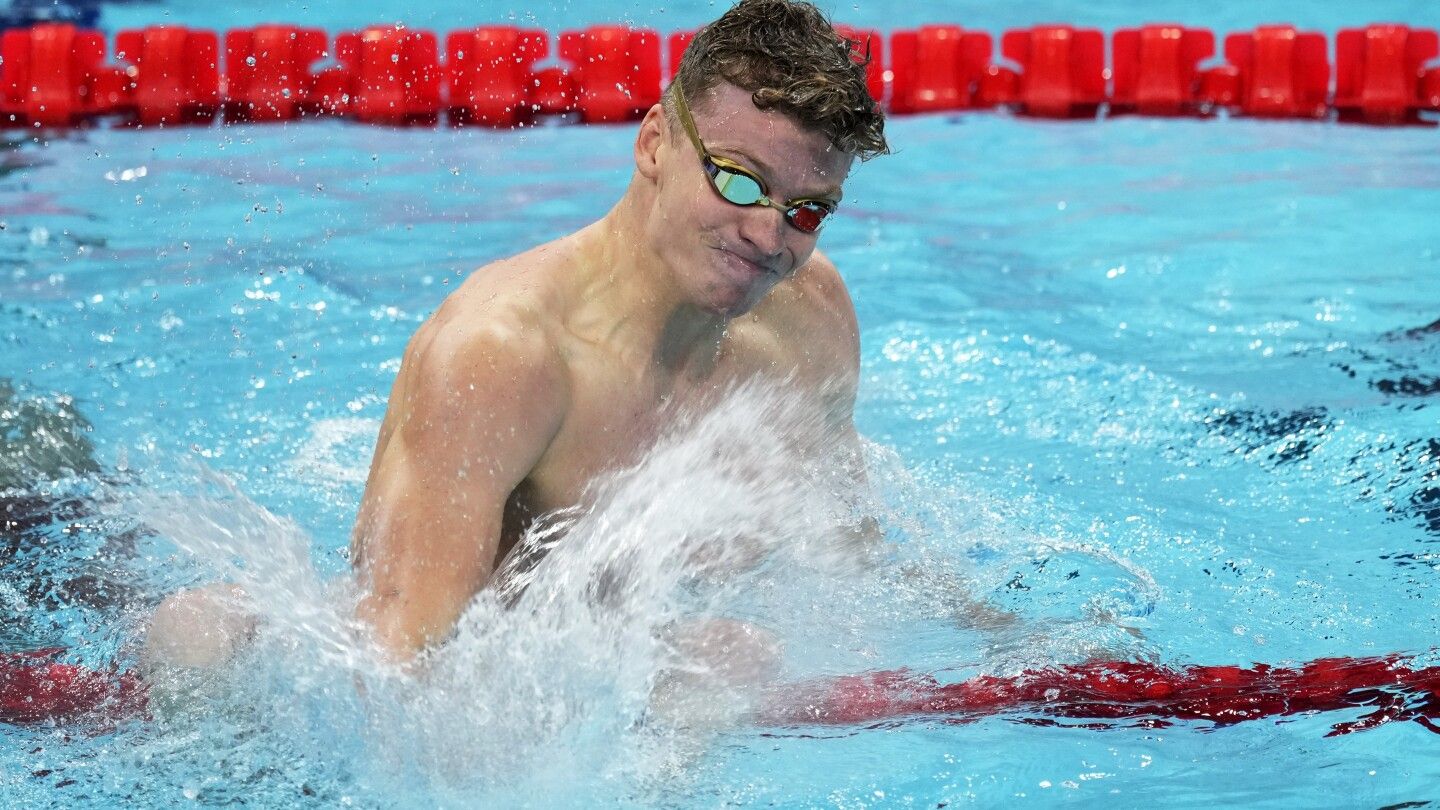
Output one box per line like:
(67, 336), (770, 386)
(13, 380), (1157, 805)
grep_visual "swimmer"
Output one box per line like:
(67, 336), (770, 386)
(144, 0), (889, 707)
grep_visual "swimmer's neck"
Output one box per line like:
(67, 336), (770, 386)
(567, 187), (729, 377)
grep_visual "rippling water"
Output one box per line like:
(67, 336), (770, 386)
(3, 68), (1440, 809)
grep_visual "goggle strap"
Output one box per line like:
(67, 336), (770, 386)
(674, 82), (834, 234)
(672, 84), (709, 158)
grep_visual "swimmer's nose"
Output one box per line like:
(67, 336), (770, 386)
(735, 203), (786, 264)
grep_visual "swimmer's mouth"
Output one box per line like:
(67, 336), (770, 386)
(715, 247), (776, 278)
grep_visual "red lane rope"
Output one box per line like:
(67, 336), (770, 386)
(0, 648), (147, 727)
(5, 647), (1440, 736)
(759, 655), (1440, 736)
(1, 22), (1437, 129)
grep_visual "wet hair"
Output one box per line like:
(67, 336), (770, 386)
(667, 0), (889, 161)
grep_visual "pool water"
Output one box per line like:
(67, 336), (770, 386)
(4, 2), (1440, 807)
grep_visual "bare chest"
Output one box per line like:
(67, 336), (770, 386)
(521, 328), (796, 514)
(524, 363), (715, 514)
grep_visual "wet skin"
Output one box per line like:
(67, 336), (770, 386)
(143, 82), (867, 675)
(349, 82), (862, 661)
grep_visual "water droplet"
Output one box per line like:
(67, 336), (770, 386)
(245, 56), (256, 67)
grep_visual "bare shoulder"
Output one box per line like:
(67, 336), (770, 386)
(749, 249), (861, 383)
(426, 234), (581, 372)
(793, 249), (860, 350)
(391, 246), (575, 451)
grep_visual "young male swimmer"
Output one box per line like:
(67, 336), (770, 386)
(144, 0), (890, 695)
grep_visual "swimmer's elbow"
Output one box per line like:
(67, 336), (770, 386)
(356, 590), (445, 666)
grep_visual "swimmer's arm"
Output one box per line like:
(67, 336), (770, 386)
(817, 264), (1016, 632)
(825, 401), (1016, 630)
(351, 315), (567, 662)
(827, 412), (1016, 630)
(814, 253), (886, 552)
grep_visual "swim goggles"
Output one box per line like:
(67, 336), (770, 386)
(671, 83), (838, 235)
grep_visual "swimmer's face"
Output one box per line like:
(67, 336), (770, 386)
(638, 81), (853, 317)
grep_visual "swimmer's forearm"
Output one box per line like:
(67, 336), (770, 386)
(897, 563), (1021, 631)
(353, 580), (477, 669)
(355, 593), (429, 665)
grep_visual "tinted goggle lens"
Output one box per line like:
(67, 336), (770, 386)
(707, 162), (834, 235)
(712, 166), (764, 206)
(786, 202), (829, 234)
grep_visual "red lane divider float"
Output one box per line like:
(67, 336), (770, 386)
(1111, 25), (1215, 116)
(1, 22), (107, 127)
(2, 21), (1440, 129)
(223, 25), (327, 121)
(319, 26), (444, 124)
(447, 26), (548, 126)
(109, 26), (221, 126)
(1336, 24), (1440, 124)
(1223, 24), (1332, 119)
(4, 647), (1440, 736)
(443, 24), (544, 124)
(1001, 25), (1107, 118)
(665, 30), (694, 83)
(888, 25), (991, 114)
(569, 26), (663, 122)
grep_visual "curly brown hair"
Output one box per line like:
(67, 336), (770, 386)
(667, 0), (889, 161)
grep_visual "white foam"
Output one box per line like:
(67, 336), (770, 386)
(112, 379), (1157, 802)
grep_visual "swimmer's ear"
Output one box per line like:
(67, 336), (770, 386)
(634, 103), (667, 181)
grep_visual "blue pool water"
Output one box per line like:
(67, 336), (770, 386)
(4, 1), (1440, 807)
